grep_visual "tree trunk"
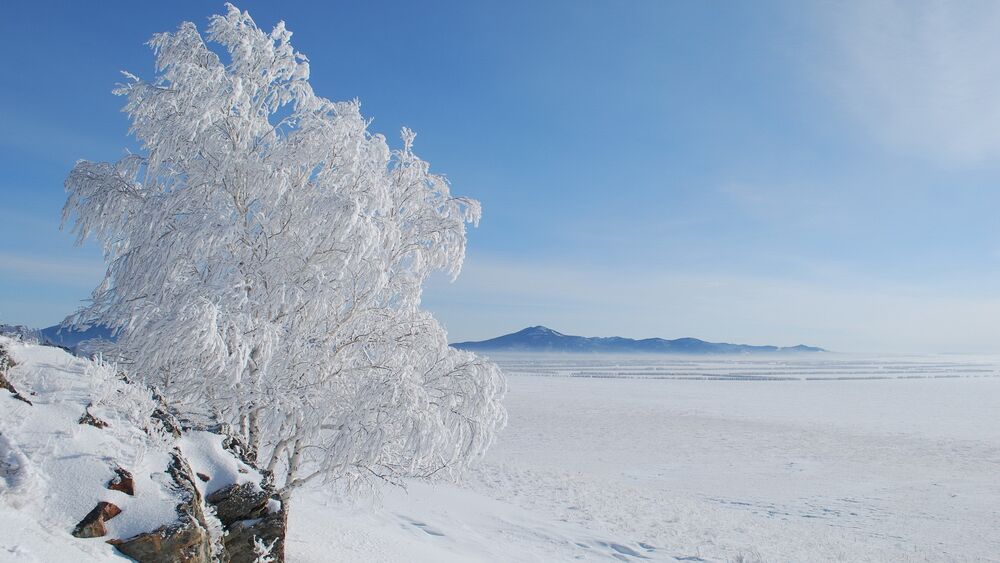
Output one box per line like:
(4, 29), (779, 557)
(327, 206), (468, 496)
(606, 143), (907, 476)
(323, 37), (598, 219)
(247, 406), (261, 465)
(273, 490), (291, 562)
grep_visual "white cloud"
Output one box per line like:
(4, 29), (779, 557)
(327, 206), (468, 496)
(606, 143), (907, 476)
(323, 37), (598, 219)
(818, 0), (1000, 164)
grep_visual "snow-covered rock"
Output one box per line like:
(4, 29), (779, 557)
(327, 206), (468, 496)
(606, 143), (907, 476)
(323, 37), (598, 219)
(0, 337), (284, 562)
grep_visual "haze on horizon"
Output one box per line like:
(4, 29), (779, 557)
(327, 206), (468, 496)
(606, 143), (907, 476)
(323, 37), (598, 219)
(3, 0), (1000, 354)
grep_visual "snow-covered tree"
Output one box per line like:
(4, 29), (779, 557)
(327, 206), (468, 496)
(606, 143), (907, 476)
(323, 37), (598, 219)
(62, 4), (505, 508)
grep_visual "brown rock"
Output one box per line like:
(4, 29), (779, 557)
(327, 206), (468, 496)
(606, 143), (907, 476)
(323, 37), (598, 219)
(78, 411), (108, 429)
(206, 482), (269, 526)
(151, 406), (183, 438)
(107, 467), (135, 496)
(105, 439), (289, 563)
(110, 518), (211, 563)
(110, 451), (212, 563)
(196, 472), (210, 482)
(0, 347), (31, 406)
(0, 375), (31, 405)
(72, 501), (121, 538)
(222, 509), (286, 563)
(220, 433), (257, 468)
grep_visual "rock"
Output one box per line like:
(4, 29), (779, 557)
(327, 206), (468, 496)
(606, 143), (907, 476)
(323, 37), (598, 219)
(151, 406), (183, 438)
(78, 411), (108, 429)
(105, 420), (288, 562)
(0, 347), (31, 406)
(220, 433), (257, 469)
(72, 501), (121, 538)
(202, 472), (287, 562)
(111, 451), (212, 563)
(0, 346), (16, 371)
(206, 482), (269, 526)
(0, 374), (31, 405)
(221, 509), (286, 563)
(107, 466), (135, 496)
(109, 517), (211, 563)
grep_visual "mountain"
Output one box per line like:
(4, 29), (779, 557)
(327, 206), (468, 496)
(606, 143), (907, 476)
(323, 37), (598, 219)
(452, 326), (825, 354)
(0, 324), (118, 355)
(15, 323), (824, 355)
(38, 324), (115, 353)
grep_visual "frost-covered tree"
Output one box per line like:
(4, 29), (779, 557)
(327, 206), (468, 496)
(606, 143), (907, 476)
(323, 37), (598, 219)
(62, 4), (505, 508)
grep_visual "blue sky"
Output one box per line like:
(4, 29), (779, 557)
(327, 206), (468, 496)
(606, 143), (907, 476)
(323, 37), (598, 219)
(3, 1), (1000, 353)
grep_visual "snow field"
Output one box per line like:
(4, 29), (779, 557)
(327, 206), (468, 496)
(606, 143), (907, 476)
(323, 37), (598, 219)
(3, 342), (998, 561)
(291, 355), (1000, 562)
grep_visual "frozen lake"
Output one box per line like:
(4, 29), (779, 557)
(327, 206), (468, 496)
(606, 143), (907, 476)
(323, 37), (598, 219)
(293, 355), (1000, 562)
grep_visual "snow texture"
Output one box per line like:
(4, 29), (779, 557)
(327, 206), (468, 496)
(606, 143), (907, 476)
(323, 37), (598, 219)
(286, 354), (1000, 562)
(178, 431), (262, 498)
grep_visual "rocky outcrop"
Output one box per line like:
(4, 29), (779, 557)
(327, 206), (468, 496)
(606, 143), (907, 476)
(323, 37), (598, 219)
(0, 345), (31, 405)
(73, 386), (287, 562)
(72, 501), (121, 538)
(78, 404), (108, 428)
(202, 481), (285, 562)
(107, 466), (135, 496)
(220, 509), (286, 563)
(220, 433), (258, 470)
(151, 405), (184, 438)
(196, 424), (288, 561)
(107, 444), (288, 562)
(206, 483), (269, 526)
(2, 339), (292, 562)
(110, 452), (212, 563)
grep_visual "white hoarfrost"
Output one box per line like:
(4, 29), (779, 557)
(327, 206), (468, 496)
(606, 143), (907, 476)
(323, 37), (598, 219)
(61, 3), (505, 505)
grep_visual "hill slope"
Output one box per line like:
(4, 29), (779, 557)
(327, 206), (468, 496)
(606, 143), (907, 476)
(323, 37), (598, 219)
(0, 337), (275, 562)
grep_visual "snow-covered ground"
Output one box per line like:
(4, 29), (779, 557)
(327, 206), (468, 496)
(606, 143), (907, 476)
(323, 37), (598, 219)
(0, 338), (183, 562)
(4, 344), (999, 562)
(0, 338), (262, 562)
(292, 354), (1000, 562)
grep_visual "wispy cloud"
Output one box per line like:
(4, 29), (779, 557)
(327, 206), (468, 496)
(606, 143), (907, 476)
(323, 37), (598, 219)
(817, 0), (1000, 164)
(425, 255), (1000, 354)
(0, 252), (104, 282)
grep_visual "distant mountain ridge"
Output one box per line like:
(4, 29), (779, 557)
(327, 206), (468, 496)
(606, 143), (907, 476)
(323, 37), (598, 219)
(39, 324), (114, 351)
(3, 323), (823, 356)
(0, 324), (115, 355)
(452, 326), (825, 354)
